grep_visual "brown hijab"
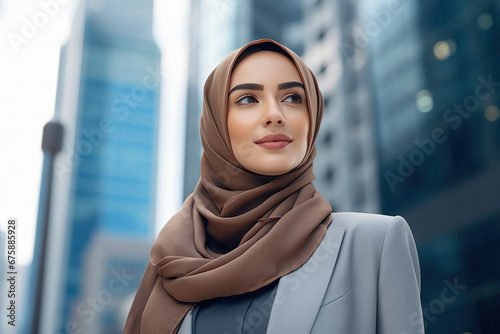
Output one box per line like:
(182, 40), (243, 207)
(123, 39), (333, 334)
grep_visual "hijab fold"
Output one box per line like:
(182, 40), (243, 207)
(123, 39), (333, 334)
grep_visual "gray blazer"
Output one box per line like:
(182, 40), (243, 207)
(177, 212), (424, 334)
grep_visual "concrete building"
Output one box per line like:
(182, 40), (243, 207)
(301, 0), (381, 213)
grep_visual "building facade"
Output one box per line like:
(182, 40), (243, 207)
(364, 0), (500, 332)
(31, 0), (161, 332)
(302, 0), (381, 213)
(301, 0), (500, 332)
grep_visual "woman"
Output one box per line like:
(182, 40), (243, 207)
(124, 39), (424, 334)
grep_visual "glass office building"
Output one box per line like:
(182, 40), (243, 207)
(301, 0), (499, 331)
(31, 0), (161, 332)
(62, 1), (160, 331)
(365, 0), (500, 332)
(182, 0), (241, 198)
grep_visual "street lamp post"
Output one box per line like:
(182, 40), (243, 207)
(30, 121), (64, 334)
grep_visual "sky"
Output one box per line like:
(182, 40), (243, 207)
(0, 0), (189, 266)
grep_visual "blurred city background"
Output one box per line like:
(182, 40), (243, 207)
(0, 0), (499, 333)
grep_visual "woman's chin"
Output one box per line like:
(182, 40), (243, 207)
(247, 164), (296, 176)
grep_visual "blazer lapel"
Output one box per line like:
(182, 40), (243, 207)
(266, 225), (345, 334)
(177, 310), (192, 334)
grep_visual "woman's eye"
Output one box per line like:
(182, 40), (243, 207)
(236, 95), (258, 104)
(283, 93), (303, 103)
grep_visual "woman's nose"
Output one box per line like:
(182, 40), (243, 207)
(262, 100), (285, 127)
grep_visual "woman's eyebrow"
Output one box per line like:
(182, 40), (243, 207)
(228, 81), (305, 96)
(278, 81), (305, 90)
(228, 83), (264, 95)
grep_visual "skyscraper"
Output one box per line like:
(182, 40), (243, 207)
(31, 0), (161, 332)
(363, 0), (500, 332)
(182, 0), (242, 198)
(301, 0), (500, 331)
(302, 0), (381, 213)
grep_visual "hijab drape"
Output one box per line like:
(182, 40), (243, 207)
(123, 39), (333, 334)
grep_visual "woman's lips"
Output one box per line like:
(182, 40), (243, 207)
(257, 141), (291, 149)
(255, 134), (292, 149)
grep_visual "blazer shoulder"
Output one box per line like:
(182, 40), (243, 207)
(329, 211), (411, 243)
(331, 211), (407, 228)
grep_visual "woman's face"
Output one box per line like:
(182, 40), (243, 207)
(227, 51), (310, 176)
